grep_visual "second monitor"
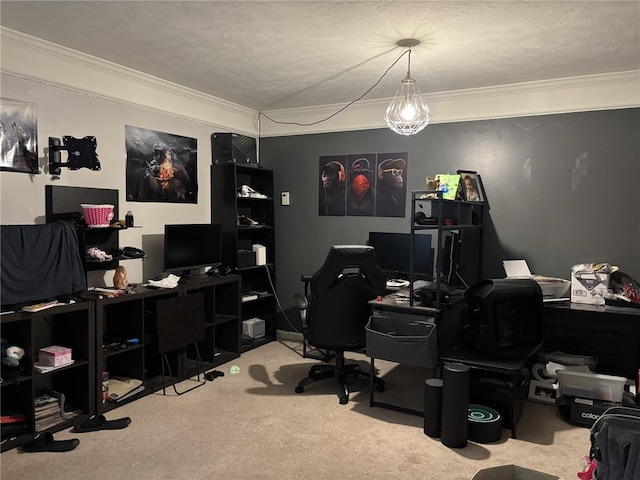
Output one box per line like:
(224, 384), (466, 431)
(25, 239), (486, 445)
(367, 231), (433, 280)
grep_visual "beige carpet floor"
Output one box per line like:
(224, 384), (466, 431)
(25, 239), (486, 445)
(1, 339), (590, 480)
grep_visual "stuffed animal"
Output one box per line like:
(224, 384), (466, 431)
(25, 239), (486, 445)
(1, 339), (25, 367)
(421, 176), (440, 198)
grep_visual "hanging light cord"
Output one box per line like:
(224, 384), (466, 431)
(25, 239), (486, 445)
(258, 49), (410, 131)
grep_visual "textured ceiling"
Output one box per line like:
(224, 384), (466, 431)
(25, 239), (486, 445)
(1, 1), (639, 111)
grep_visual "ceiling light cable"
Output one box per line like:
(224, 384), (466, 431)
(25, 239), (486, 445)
(258, 49), (410, 130)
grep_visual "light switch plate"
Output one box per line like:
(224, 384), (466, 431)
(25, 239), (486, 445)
(281, 192), (290, 206)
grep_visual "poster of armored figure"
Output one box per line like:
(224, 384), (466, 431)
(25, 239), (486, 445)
(0, 98), (38, 174)
(125, 125), (197, 203)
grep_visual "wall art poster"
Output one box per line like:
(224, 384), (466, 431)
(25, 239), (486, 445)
(346, 154), (376, 216)
(0, 98), (38, 174)
(318, 155), (347, 216)
(375, 152), (408, 217)
(318, 152), (408, 217)
(125, 125), (197, 203)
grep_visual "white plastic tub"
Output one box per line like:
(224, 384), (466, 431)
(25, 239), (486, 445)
(557, 370), (625, 402)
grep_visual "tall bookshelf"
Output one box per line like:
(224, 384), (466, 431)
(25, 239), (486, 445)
(210, 159), (277, 351)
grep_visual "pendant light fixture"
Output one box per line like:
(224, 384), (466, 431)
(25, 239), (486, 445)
(384, 39), (431, 136)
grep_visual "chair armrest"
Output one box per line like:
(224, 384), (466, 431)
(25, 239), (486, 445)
(294, 293), (308, 310)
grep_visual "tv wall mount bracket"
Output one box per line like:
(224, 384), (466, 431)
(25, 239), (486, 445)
(48, 136), (101, 176)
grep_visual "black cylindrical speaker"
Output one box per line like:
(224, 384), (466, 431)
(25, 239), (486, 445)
(424, 378), (443, 438)
(440, 362), (470, 448)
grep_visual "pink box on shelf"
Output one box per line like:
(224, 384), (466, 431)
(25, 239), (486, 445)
(38, 345), (72, 367)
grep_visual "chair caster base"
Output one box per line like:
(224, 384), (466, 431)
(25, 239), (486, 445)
(295, 386), (304, 394)
(339, 396), (348, 405)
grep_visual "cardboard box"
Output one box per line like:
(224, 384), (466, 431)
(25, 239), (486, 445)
(38, 345), (72, 367)
(252, 244), (266, 266)
(570, 263), (616, 305)
(237, 250), (256, 268)
(473, 465), (563, 480)
(566, 396), (621, 427)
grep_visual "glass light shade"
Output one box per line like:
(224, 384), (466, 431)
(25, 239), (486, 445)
(384, 75), (431, 136)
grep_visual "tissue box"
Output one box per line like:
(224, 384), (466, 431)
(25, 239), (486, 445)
(38, 345), (72, 367)
(252, 244), (266, 266)
(571, 263), (615, 305)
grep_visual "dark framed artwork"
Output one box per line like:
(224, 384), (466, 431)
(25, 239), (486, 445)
(125, 125), (197, 203)
(457, 170), (485, 203)
(318, 155), (346, 216)
(375, 152), (408, 217)
(0, 98), (39, 174)
(346, 154), (376, 216)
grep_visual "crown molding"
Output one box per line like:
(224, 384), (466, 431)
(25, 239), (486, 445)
(261, 70), (640, 136)
(0, 27), (258, 136)
(2, 27), (638, 139)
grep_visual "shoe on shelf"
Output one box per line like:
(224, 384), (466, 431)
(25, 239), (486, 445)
(21, 431), (79, 453)
(72, 414), (131, 433)
(238, 215), (259, 226)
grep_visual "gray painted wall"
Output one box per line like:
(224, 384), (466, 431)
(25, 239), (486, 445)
(260, 108), (640, 331)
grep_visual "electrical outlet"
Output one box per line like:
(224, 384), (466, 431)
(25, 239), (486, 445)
(281, 192), (290, 206)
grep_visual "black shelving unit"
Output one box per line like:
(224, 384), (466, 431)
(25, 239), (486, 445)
(211, 155), (277, 351)
(410, 190), (484, 309)
(1, 301), (94, 452)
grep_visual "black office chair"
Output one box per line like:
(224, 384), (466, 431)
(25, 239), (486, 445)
(294, 245), (387, 404)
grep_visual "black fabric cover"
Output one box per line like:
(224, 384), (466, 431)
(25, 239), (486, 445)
(1, 222), (86, 307)
(307, 245), (386, 350)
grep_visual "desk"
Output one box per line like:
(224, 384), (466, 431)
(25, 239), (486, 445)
(543, 301), (640, 379)
(439, 341), (542, 439)
(367, 295), (464, 416)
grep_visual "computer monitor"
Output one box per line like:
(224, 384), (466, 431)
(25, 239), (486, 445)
(163, 223), (222, 276)
(367, 232), (432, 280)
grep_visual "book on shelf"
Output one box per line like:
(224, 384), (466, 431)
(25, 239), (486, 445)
(34, 360), (75, 373)
(33, 390), (81, 431)
(107, 376), (143, 402)
(111, 385), (145, 402)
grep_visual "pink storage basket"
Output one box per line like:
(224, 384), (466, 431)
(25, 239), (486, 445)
(81, 204), (115, 228)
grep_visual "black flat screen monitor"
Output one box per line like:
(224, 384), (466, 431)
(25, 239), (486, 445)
(367, 232), (432, 280)
(164, 223), (222, 275)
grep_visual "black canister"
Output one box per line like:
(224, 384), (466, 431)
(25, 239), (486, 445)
(125, 211), (134, 228)
(424, 378), (444, 438)
(440, 362), (470, 448)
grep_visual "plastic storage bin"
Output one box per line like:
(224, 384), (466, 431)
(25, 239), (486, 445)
(557, 370), (625, 402)
(366, 311), (437, 368)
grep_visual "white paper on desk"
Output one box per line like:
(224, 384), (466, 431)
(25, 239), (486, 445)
(503, 260), (533, 278)
(148, 274), (181, 289)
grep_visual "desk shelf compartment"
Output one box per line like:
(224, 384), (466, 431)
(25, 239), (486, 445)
(94, 288), (178, 413)
(410, 191), (484, 310)
(1, 302), (94, 451)
(181, 275), (241, 374)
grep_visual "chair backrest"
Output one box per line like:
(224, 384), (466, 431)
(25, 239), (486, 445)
(307, 245), (386, 350)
